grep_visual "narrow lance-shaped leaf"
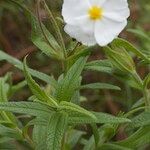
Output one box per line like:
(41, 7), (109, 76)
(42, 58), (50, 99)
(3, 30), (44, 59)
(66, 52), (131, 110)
(117, 126), (150, 149)
(68, 111), (130, 124)
(131, 98), (144, 109)
(92, 112), (131, 124)
(85, 59), (113, 74)
(31, 16), (64, 60)
(10, 80), (27, 96)
(0, 124), (23, 140)
(46, 112), (68, 150)
(66, 46), (91, 69)
(0, 102), (53, 117)
(99, 143), (132, 150)
(111, 38), (150, 63)
(0, 78), (8, 102)
(0, 50), (57, 86)
(80, 83), (121, 90)
(66, 129), (86, 149)
(103, 46), (135, 73)
(55, 56), (88, 102)
(143, 73), (150, 89)
(43, 0), (66, 55)
(128, 29), (150, 42)
(32, 117), (49, 150)
(130, 111), (150, 128)
(0, 77), (18, 125)
(23, 58), (58, 108)
(59, 101), (96, 120)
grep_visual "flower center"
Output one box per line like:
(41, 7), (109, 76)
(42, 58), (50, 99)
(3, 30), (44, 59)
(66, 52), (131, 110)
(88, 6), (103, 20)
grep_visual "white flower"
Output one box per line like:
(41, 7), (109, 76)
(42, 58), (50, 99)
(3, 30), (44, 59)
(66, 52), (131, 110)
(62, 0), (130, 46)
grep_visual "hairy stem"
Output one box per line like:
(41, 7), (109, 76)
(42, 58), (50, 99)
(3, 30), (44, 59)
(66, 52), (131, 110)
(36, 0), (57, 52)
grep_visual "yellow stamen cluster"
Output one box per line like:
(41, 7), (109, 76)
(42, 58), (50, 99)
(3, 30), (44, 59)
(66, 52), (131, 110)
(88, 6), (103, 20)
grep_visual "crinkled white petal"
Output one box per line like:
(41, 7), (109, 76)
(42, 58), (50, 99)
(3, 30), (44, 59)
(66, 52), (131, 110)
(62, 0), (90, 25)
(102, 0), (129, 10)
(94, 18), (127, 46)
(64, 24), (96, 46)
(103, 11), (129, 22)
(102, 0), (130, 21)
(71, 15), (95, 34)
(89, 0), (106, 6)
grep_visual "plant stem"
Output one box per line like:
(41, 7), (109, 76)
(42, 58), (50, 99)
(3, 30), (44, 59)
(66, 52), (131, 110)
(37, 0), (57, 52)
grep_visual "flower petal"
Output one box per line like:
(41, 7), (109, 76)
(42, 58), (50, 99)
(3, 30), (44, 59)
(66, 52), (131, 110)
(89, 0), (106, 6)
(64, 24), (96, 46)
(102, 0), (130, 21)
(62, 0), (90, 25)
(103, 0), (129, 10)
(72, 15), (95, 34)
(94, 18), (127, 46)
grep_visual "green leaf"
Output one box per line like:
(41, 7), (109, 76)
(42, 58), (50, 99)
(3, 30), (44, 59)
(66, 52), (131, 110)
(130, 111), (150, 128)
(0, 78), (8, 102)
(43, 0), (66, 54)
(25, 116), (51, 150)
(114, 72), (142, 90)
(23, 58), (58, 108)
(82, 124), (117, 150)
(143, 73), (150, 89)
(32, 120), (47, 150)
(131, 98), (144, 109)
(31, 16), (64, 60)
(0, 77), (18, 125)
(46, 112), (68, 150)
(0, 141), (16, 150)
(103, 46), (135, 73)
(0, 50), (57, 86)
(128, 29), (150, 42)
(0, 102), (53, 117)
(111, 38), (150, 63)
(93, 112), (130, 124)
(0, 124), (23, 140)
(68, 115), (96, 124)
(66, 129), (85, 149)
(26, 117), (47, 127)
(59, 101), (96, 120)
(117, 126), (150, 149)
(68, 112), (130, 124)
(66, 46), (91, 69)
(85, 59), (113, 74)
(10, 80), (27, 97)
(82, 136), (94, 150)
(0, 137), (14, 144)
(98, 124), (117, 142)
(99, 143), (132, 150)
(55, 56), (88, 102)
(80, 83), (121, 90)
(0, 50), (21, 65)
